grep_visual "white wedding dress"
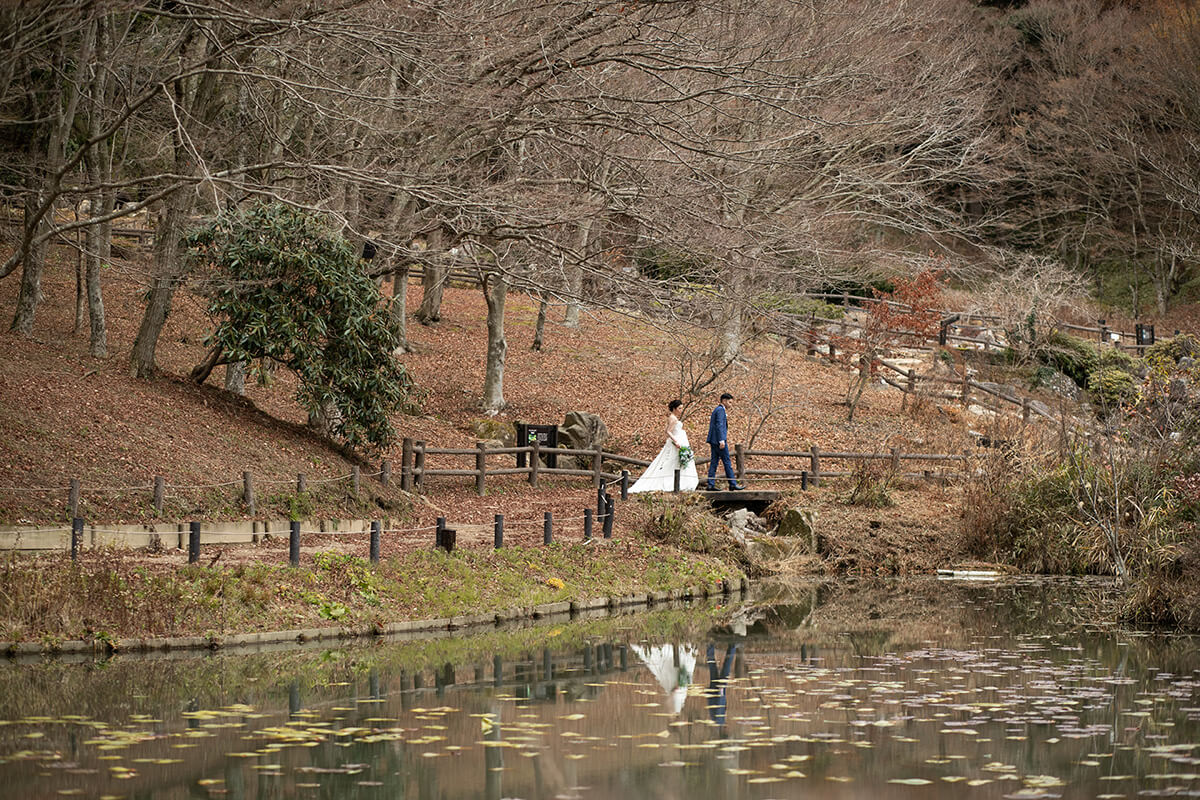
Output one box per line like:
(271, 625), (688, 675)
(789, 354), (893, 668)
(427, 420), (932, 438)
(630, 415), (699, 493)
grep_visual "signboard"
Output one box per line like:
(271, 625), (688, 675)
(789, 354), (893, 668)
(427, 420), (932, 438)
(516, 422), (558, 468)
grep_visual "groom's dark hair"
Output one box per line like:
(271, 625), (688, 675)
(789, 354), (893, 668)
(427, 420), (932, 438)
(719, 392), (733, 401)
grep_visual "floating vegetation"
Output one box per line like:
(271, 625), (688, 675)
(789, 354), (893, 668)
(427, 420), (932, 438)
(0, 579), (1196, 798)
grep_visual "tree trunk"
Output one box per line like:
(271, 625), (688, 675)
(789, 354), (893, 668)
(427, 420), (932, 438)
(224, 361), (246, 394)
(532, 290), (548, 351)
(130, 197), (190, 377)
(84, 195), (107, 357)
(721, 259), (747, 362)
(10, 183), (50, 335)
(416, 259), (446, 324)
(482, 271), (507, 412)
(10, 27), (92, 335)
(564, 217), (594, 328)
(391, 265), (409, 353)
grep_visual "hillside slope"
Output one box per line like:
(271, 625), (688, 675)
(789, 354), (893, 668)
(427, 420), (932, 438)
(1, 249), (998, 573)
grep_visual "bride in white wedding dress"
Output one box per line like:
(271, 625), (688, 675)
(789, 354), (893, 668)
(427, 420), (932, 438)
(630, 399), (699, 493)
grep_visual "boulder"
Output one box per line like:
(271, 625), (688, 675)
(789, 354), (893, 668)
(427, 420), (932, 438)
(727, 508), (769, 540)
(470, 418), (515, 447)
(776, 507), (818, 552)
(557, 411), (610, 468)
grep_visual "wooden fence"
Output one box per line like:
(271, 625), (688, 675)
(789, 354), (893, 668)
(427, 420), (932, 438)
(800, 290), (1170, 355)
(398, 438), (969, 496)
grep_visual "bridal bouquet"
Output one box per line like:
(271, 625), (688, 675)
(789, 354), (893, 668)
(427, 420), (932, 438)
(677, 445), (694, 469)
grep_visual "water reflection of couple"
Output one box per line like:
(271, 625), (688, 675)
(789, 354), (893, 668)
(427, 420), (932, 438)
(631, 642), (740, 726)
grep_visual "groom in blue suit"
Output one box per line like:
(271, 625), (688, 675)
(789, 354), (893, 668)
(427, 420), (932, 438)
(706, 392), (742, 490)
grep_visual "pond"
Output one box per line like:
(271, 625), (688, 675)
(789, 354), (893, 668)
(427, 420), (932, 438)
(1, 577), (1198, 799)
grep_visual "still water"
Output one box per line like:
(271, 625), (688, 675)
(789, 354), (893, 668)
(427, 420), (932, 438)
(0, 577), (1198, 799)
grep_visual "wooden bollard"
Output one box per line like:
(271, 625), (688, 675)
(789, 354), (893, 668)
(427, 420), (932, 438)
(735, 443), (745, 482)
(188, 521), (201, 564)
(297, 473), (307, 494)
(584, 508), (593, 541)
(544, 511), (553, 545)
(801, 470), (808, 491)
(370, 520), (380, 563)
(890, 447), (901, 474)
(673, 468), (681, 493)
(494, 514), (503, 549)
(592, 444), (603, 489)
(597, 487), (606, 521)
(243, 471), (255, 515)
(289, 520), (300, 565)
(529, 439), (540, 488)
(401, 438), (414, 491)
(809, 446), (821, 488)
(68, 478), (80, 520)
(381, 459), (392, 488)
(71, 517), (83, 561)
(436, 517), (456, 552)
(621, 470), (629, 500)
(153, 476), (165, 516)
(476, 441), (487, 497)
(413, 441), (425, 491)
(603, 494), (614, 538)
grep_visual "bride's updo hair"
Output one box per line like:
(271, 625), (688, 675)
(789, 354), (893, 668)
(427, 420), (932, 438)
(668, 399), (682, 413)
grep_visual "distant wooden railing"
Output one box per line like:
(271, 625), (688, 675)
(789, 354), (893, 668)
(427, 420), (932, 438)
(399, 438), (969, 496)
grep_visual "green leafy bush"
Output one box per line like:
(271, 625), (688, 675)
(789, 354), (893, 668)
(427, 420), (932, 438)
(1145, 334), (1200, 370)
(1097, 347), (1137, 373)
(1038, 331), (1099, 387)
(1087, 367), (1137, 410)
(187, 202), (414, 452)
(633, 246), (712, 282)
(756, 292), (843, 319)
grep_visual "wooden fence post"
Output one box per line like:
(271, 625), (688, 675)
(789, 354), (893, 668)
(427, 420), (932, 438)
(153, 476), (164, 516)
(494, 513), (503, 549)
(189, 521), (201, 564)
(401, 437), (414, 491)
(476, 441), (487, 496)
(71, 517), (83, 561)
(809, 446), (821, 488)
(68, 478), (80, 520)
(890, 447), (901, 474)
(592, 444), (603, 489)
(243, 471), (255, 515)
(289, 520), (300, 565)
(1022, 398), (1031, 428)
(544, 511), (553, 545)
(413, 441), (425, 491)
(297, 473), (306, 494)
(734, 444), (745, 483)
(621, 470), (629, 500)
(530, 439), (540, 488)
(381, 459), (392, 488)
(584, 508), (593, 541)
(370, 520), (380, 563)
(603, 494), (614, 538)
(673, 469), (681, 493)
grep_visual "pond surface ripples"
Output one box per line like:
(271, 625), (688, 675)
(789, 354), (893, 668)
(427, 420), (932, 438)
(0, 577), (1198, 799)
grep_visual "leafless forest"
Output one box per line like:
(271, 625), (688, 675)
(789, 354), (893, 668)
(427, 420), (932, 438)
(1, 0), (1197, 383)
